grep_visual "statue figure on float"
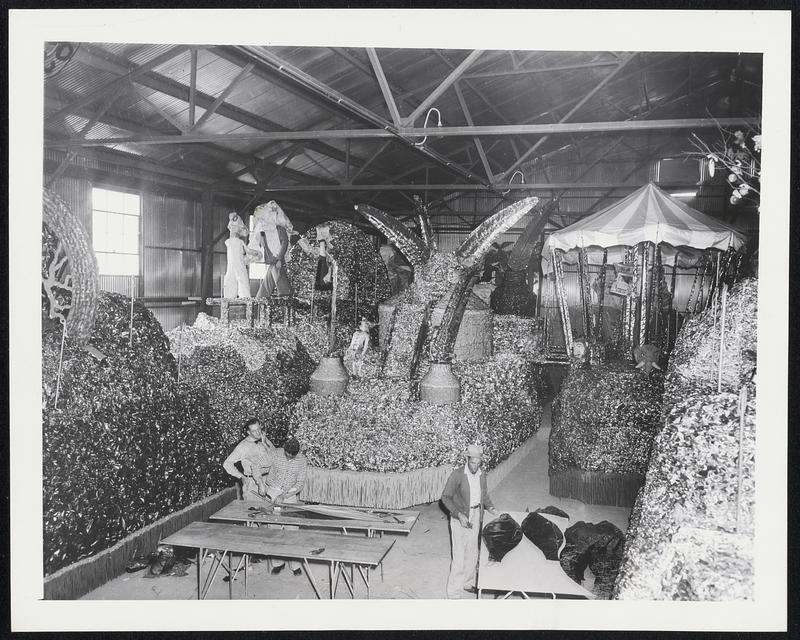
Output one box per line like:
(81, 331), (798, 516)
(345, 317), (375, 377)
(248, 201), (295, 298)
(223, 212), (253, 299)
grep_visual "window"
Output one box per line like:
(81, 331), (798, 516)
(91, 187), (140, 276)
(248, 216), (265, 280)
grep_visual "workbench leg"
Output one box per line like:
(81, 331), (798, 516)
(244, 554), (248, 598)
(356, 565), (370, 599)
(228, 553), (233, 599)
(302, 557), (322, 600)
(202, 549), (228, 600)
(196, 547), (203, 600)
(340, 564), (354, 598)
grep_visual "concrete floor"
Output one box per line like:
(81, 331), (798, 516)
(81, 405), (631, 600)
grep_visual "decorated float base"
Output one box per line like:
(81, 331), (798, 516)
(549, 365), (664, 508)
(291, 347), (543, 509)
(299, 427), (541, 509)
(549, 469), (645, 509)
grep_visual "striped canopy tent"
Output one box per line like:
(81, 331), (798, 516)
(547, 183), (746, 253)
(544, 183), (746, 361)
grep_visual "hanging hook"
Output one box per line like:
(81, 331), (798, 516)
(414, 108), (442, 147)
(501, 170), (525, 195)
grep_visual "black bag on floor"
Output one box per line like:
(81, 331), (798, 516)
(481, 513), (523, 562)
(521, 511), (564, 561)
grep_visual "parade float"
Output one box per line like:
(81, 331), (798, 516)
(289, 196), (550, 508)
(546, 183), (747, 507)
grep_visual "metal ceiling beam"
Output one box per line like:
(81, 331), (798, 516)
(44, 45), (192, 124)
(463, 60), (621, 80)
(229, 46), (492, 189)
(347, 140), (394, 185)
(329, 47), (419, 113)
(48, 117), (759, 148)
(189, 48), (198, 126)
(233, 181), (700, 193)
(404, 50), (484, 125)
(366, 48), (402, 127)
(67, 45), (383, 184)
(130, 83), (188, 133)
(501, 52), (639, 179)
(454, 82), (494, 182)
(191, 62), (255, 131)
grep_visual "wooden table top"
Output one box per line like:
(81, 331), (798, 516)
(161, 521), (395, 566)
(210, 500), (420, 534)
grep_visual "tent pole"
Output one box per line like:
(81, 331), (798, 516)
(595, 248), (608, 346)
(638, 243), (647, 349)
(552, 247), (573, 358)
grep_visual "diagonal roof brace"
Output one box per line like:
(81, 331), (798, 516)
(230, 45), (501, 196)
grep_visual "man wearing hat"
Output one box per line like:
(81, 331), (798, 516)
(441, 444), (499, 598)
(263, 436), (308, 576)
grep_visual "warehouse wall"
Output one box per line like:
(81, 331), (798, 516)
(46, 175), (206, 332)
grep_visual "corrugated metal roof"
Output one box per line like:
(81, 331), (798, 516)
(44, 44), (762, 228)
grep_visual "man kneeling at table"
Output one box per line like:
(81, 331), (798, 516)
(441, 444), (499, 598)
(262, 437), (308, 576)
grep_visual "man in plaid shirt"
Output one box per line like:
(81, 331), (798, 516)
(264, 437), (308, 576)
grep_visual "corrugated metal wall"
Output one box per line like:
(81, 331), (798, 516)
(46, 176), (205, 333)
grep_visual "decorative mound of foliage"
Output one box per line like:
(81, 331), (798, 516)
(664, 277), (757, 410)
(290, 352), (541, 473)
(167, 313), (315, 452)
(614, 387), (756, 600)
(42, 293), (227, 575)
(550, 366), (664, 475)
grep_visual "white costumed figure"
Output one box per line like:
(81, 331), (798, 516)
(345, 318), (374, 377)
(248, 200), (296, 298)
(224, 212), (252, 298)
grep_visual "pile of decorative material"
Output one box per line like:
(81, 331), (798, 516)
(614, 277), (757, 600)
(290, 352), (541, 473)
(551, 366), (664, 475)
(286, 219), (392, 307)
(42, 293), (227, 574)
(168, 313), (315, 452)
(284, 311), (359, 362)
(492, 314), (543, 357)
(664, 277), (757, 407)
(614, 388), (756, 600)
(492, 314), (552, 400)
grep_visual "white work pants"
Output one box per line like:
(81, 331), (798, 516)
(447, 507), (481, 598)
(268, 492), (300, 572)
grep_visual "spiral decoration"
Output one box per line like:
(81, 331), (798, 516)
(42, 189), (99, 344)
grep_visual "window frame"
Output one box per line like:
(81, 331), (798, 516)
(90, 184), (143, 288)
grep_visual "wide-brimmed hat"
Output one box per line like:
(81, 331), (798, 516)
(465, 444), (484, 460)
